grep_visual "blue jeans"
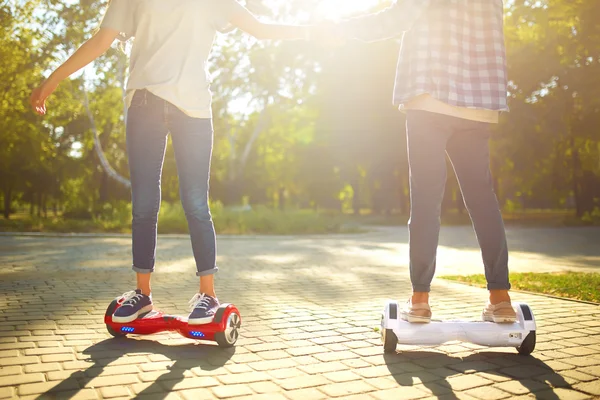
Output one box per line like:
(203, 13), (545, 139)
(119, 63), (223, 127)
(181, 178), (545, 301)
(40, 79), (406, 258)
(126, 90), (218, 277)
(406, 110), (510, 292)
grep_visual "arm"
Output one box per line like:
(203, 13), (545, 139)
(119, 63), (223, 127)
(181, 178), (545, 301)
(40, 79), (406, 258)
(228, 6), (309, 41)
(338, 0), (431, 43)
(30, 28), (120, 115)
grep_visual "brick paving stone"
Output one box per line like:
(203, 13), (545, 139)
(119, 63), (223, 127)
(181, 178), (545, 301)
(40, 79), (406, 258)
(211, 383), (253, 398)
(0, 387), (14, 399)
(322, 370), (362, 383)
(40, 388), (100, 400)
(319, 380), (377, 397)
(534, 388), (591, 399)
(44, 367), (73, 380)
(563, 356), (600, 367)
(24, 347), (74, 356)
(446, 375), (493, 391)
(579, 366), (600, 377)
(449, 361), (499, 374)
(179, 388), (215, 400)
(298, 361), (349, 375)
(137, 392), (182, 400)
(0, 366), (21, 377)
(266, 367), (306, 380)
(0, 350), (18, 359)
(131, 382), (166, 395)
(278, 375), (330, 390)
(41, 354), (74, 363)
(313, 350), (358, 362)
(284, 388), (328, 400)
(341, 358), (372, 369)
(100, 386), (131, 398)
(223, 364), (253, 374)
(500, 365), (551, 379)
(0, 356), (39, 366)
(574, 381), (600, 396)
(562, 369), (598, 382)
(24, 363), (60, 373)
(237, 393), (287, 400)
(84, 374), (139, 388)
(463, 385), (512, 400)
(363, 377), (399, 390)
(248, 381), (280, 394)
(372, 386), (430, 400)
(18, 380), (80, 396)
(166, 377), (220, 391)
(2, 232), (600, 399)
(562, 347), (600, 357)
(493, 379), (549, 395)
(217, 371), (270, 385)
(254, 350), (289, 360)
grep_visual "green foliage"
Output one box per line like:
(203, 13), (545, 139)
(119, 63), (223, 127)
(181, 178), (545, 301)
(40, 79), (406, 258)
(158, 202), (363, 235)
(0, 203), (362, 235)
(441, 272), (600, 303)
(2, 0), (600, 231)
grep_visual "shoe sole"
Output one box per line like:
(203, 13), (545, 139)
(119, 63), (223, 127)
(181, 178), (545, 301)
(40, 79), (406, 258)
(112, 305), (154, 324)
(401, 312), (431, 323)
(188, 316), (214, 325)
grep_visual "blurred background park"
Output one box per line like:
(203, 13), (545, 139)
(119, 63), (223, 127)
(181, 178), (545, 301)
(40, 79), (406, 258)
(1, 0), (600, 236)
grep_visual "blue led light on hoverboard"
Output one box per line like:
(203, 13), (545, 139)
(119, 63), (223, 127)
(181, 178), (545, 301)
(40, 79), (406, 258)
(190, 331), (205, 338)
(121, 326), (135, 333)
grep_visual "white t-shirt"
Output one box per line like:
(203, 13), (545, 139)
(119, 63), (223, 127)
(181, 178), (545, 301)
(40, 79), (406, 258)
(100, 0), (244, 118)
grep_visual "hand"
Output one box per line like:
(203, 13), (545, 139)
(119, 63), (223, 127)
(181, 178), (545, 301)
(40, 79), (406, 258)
(310, 21), (345, 47)
(30, 78), (58, 115)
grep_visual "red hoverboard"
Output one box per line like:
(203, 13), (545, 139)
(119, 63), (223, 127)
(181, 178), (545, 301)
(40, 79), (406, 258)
(104, 296), (241, 348)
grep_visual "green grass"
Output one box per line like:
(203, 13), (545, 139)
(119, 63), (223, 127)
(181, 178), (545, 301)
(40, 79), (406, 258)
(354, 209), (594, 228)
(441, 272), (600, 303)
(0, 203), (364, 235)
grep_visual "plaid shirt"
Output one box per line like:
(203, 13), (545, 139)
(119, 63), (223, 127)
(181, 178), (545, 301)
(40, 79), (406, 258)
(341, 0), (508, 111)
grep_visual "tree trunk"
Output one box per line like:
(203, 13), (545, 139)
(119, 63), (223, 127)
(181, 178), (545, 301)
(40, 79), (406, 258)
(29, 192), (34, 216)
(3, 187), (11, 219)
(571, 137), (583, 217)
(278, 187), (285, 211)
(455, 189), (466, 214)
(42, 194), (47, 218)
(352, 181), (360, 215)
(37, 192), (42, 218)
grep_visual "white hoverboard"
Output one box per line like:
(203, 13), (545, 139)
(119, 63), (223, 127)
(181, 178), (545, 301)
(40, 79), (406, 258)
(381, 301), (536, 355)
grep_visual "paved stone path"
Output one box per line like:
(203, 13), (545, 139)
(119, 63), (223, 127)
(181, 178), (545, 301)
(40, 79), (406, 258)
(0, 226), (599, 399)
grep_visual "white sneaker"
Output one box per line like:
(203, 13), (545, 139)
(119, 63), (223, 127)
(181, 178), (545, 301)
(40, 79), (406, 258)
(401, 299), (432, 323)
(482, 301), (517, 323)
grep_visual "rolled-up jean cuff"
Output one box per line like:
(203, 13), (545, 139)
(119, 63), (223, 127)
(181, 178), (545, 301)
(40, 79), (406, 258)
(196, 267), (218, 277)
(487, 282), (511, 290)
(132, 265), (154, 274)
(412, 285), (431, 293)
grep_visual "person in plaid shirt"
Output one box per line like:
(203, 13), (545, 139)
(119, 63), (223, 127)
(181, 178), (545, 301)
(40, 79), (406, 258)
(329, 0), (516, 323)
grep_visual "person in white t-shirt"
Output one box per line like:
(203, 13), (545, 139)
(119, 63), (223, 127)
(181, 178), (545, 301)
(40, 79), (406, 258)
(30, 0), (311, 325)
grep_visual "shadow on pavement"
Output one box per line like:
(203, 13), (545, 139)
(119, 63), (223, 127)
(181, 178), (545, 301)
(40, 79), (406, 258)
(384, 350), (571, 400)
(38, 338), (234, 399)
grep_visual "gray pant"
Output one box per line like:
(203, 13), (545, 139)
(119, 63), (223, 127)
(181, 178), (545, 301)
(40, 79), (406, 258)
(406, 110), (510, 292)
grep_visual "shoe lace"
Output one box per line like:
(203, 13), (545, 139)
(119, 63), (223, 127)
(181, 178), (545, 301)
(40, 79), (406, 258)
(188, 293), (212, 312)
(119, 291), (144, 307)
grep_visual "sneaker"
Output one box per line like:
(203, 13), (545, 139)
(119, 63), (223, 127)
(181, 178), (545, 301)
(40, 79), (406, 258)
(482, 301), (517, 323)
(401, 299), (432, 323)
(112, 289), (153, 323)
(188, 293), (219, 325)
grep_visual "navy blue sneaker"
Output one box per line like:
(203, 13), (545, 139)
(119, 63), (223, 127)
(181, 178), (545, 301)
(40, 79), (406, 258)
(112, 289), (153, 323)
(188, 293), (219, 325)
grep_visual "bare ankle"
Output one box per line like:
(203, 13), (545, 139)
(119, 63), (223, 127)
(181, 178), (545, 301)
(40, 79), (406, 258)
(412, 292), (429, 304)
(489, 290), (511, 305)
